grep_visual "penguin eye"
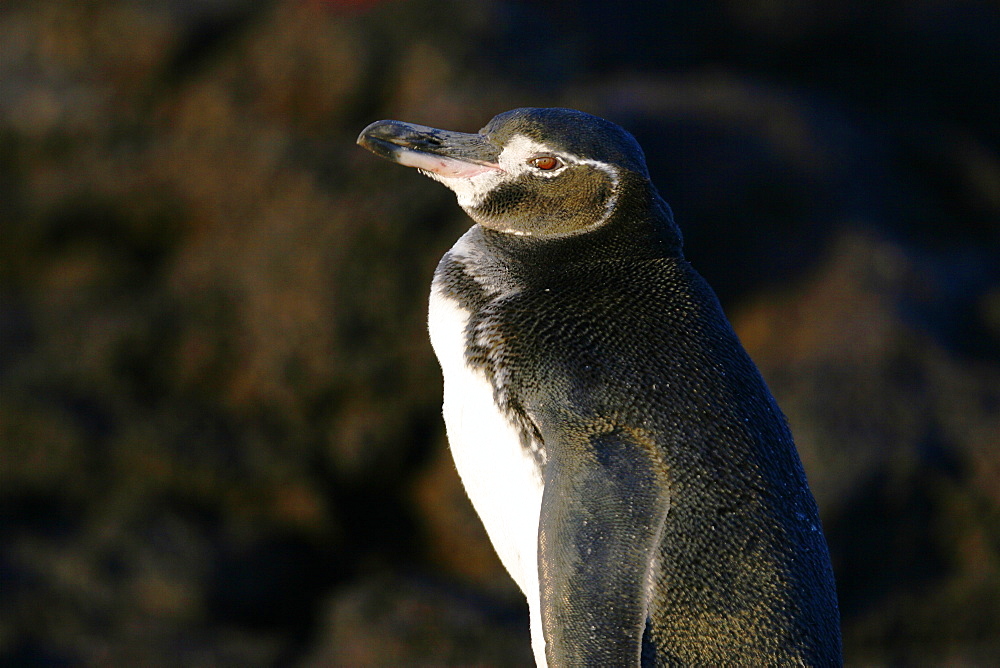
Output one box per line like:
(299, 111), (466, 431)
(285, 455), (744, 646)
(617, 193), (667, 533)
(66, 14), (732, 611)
(529, 156), (563, 171)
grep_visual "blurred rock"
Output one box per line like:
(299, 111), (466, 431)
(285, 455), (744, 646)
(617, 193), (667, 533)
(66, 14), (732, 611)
(302, 574), (533, 667)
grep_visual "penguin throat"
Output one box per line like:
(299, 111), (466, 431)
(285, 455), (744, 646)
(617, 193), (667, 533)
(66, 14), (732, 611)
(421, 167), (508, 209)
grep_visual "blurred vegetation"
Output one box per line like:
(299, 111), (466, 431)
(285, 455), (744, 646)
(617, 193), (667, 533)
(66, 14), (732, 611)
(1, 0), (998, 664)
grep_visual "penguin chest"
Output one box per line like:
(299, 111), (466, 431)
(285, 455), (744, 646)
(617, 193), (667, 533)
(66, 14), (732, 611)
(427, 285), (545, 600)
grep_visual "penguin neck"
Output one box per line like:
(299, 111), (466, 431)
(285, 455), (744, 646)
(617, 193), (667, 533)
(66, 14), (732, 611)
(477, 180), (683, 268)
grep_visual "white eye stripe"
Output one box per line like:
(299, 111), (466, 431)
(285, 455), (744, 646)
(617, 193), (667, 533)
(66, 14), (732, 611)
(500, 136), (619, 179)
(578, 158), (621, 230)
(426, 134), (621, 223)
(499, 137), (573, 176)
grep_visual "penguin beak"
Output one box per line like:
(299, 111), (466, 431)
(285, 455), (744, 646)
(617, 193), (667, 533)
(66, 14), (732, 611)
(357, 120), (502, 178)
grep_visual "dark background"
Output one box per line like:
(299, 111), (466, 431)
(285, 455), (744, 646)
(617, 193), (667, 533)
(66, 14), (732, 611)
(2, 0), (998, 665)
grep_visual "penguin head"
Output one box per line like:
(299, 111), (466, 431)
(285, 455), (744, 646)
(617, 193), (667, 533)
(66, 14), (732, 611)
(358, 108), (658, 238)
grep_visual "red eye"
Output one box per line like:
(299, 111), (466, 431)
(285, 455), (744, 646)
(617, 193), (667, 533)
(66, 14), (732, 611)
(530, 156), (562, 170)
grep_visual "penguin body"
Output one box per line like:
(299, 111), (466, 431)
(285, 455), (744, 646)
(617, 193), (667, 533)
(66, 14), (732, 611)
(359, 108), (842, 666)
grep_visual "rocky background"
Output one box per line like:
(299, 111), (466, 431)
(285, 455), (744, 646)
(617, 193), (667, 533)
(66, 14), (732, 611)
(2, 0), (998, 665)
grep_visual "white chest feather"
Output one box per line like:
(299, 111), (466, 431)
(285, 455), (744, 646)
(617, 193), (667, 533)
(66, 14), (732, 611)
(427, 282), (548, 666)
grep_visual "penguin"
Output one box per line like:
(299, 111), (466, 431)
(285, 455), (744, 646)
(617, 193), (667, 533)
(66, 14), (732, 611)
(357, 108), (842, 666)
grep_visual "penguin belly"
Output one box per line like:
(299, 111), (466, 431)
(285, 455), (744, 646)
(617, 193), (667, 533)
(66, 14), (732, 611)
(427, 283), (548, 667)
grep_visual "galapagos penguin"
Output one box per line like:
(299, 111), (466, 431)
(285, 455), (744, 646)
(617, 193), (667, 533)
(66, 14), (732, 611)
(357, 108), (842, 666)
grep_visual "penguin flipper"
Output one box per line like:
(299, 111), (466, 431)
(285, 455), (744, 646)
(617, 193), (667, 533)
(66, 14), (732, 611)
(537, 429), (669, 666)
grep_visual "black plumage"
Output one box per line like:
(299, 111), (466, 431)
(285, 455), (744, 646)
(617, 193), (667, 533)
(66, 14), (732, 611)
(359, 108), (841, 666)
